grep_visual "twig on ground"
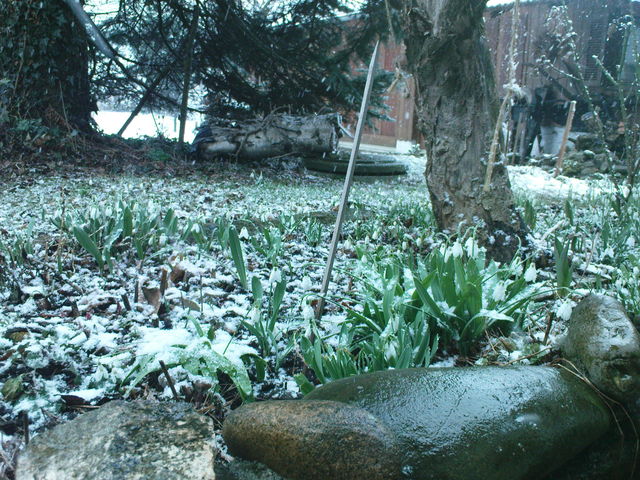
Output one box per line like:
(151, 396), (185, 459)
(159, 360), (180, 401)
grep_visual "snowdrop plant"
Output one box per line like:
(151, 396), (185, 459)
(299, 306), (439, 385)
(346, 237), (540, 358)
(0, 221), (35, 268)
(553, 236), (573, 298)
(123, 317), (253, 401)
(407, 239), (538, 356)
(241, 274), (293, 368)
(250, 225), (284, 267)
(52, 199), (188, 270)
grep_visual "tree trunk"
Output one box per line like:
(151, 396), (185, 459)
(194, 114), (340, 160)
(402, 0), (527, 262)
(0, 0), (94, 132)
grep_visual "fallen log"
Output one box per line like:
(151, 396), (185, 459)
(193, 114), (340, 160)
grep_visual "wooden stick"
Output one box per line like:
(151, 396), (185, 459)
(554, 100), (577, 177)
(315, 41), (380, 321)
(120, 293), (132, 311)
(513, 115), (526, 161)
(542, 311), (554, 345)
(160, 268), (169, 296)
(178, 3), (200, 147)
(22, 412), (29, 445)
(159, 360), (180, 401)
(117, 68), (171, 137)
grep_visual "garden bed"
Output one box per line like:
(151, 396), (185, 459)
(1, 154), (638, 478)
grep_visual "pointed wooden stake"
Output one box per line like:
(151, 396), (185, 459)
(315, 41), (380, 321)
(554, 100), (577, 177)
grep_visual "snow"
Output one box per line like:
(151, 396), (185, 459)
(93, 111), (205, 142)
(508, 165), (603, 200)
(136, 327), (194, 355)
(65, 388), (104, 402)
(1, 144), (638, 464)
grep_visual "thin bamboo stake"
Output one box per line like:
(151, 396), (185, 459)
(553, 100), (577, 178)
(315, 41), (380, 321)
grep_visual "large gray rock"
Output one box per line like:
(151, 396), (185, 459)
(16, 400), (216, 480)
(561, 294), (640, 404)
(306, 367), (610, 480)
(222, 400), (401, 480)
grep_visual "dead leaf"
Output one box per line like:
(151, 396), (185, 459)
(180, 297), (202, 313)
(170, 264), (186, 284)
(142, 285), (162, 314)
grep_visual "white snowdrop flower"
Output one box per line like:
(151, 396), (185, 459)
(492, 282), (507, 302)
(301, 276), (312, 291)
(250, 307), (261, 324)
(416, 237), (423, 248)
(556, 301), (573, 321)
(364, 235), (371, 244)
(384, 342), (397, 362)
(343, 239), (353, 250)
(604, 246), (615, 258)
(269, 269), (282, 284)
(372, 230), (380, 241)
(402, 241), (408, 251)
(524, 263), (537, 283)
(158, 234), (167, 246)
(464, 237), (477, 257)
(627, 237), (636, 248)
(633, 267), (640, 277)
(302, 303), (315, 322)
(239, 227), (249, 239)
(451, 241), (463, 258)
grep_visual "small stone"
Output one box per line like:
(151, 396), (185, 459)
(222, 400), (401, 480)
(16, 400), (216, 480)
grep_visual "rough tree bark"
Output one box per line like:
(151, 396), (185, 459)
(402, 0), (527, 262)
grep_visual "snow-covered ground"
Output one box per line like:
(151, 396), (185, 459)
(1, 154), (637, 470)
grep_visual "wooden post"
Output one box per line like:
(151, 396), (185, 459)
(315, 41), (380, 321)
(554, 100), (577, 178)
